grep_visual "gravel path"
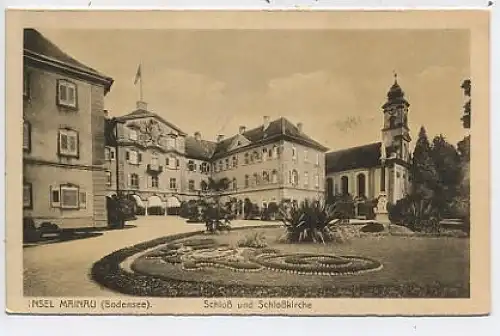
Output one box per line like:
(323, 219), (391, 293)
(23, 217), (274, 297)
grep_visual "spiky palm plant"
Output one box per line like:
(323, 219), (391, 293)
(279, 199), (344, 244)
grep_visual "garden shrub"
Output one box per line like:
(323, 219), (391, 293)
(388, 196), (440, 233)
(360, 222), (385, 233)
(23, 217), (40, 243)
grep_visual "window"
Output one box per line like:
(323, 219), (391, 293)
(151, 176), (159, 188)
(232, 178), (237, 190)
(129, 128), (138, 141)
(292, 146), (297, 160)
(273, 145), (279, 159)
(188, 180), (195, 191)
(271, 170), (278, 184)
(60, 185), (79, 209)
(23, 71), (30, 98)
(252, 151), (260, 162)
(57, 80), (77, 108)
(188, 160), (196, 172)
(232, 156), (238, 168)
(23, 121), (31, 152)
(253, 173), (260, 186)
(169, 178), (177, 190)
(262, 148), (268, 161)
(263, 171), (270, 183)
(357, 173), (366, 197)
(201, 162), (210, 174)
(341, 176), (349, 195)
(176, 158), (180, 168)
(166, 136), (176, 148)
(291, 170), (299, 186)
(244, 175), (249, 188)
(151, 152), (159, 166)
(244, 153), (250, 164)
(326, 178), (334, 199)
(79, 190), (87, 209)
(127, 150), (141, 165)
(225, 158), (230, 170)
(58, 129), (78, 157)
(219, 160), (223, 171)
(129, 173), (139, 189)
(314, 174), (320, 189)
(23, 182), (32, 209)
(201, 181), (208, 191)
(304, 150), (308, 162)
(304, 172), (309, 187)
(106, 171), (112, 186)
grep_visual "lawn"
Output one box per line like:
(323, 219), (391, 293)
(121, 226), (469, 297)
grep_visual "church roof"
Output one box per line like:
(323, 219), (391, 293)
(211, 117), (328, 159)
(326, 142), (382, 174)
(24, 28), (113, 92)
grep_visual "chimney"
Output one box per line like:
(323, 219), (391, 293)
(297, 122), (303, 133)
(136, 101), (148, 110)
(194, 132), (201, 141)
(263, 116), (270, 130)
(217, 134), (224, 142)
(239, 126), (246, 134)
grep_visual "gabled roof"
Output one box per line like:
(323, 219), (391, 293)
(185, 136), (217, 160)
(212, 117), (328, 159)
(326, 142), (382, 174)
(116, 109), (187, 136)
(24, 28), (113, 92)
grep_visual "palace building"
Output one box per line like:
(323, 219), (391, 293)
(23, 29), (114, 229)
(325, 76), (412, 217)
(104, 105), (328, 215)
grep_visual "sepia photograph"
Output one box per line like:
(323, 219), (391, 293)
(5, 10), (490, 315)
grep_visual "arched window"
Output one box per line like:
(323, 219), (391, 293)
(232, 178), (237, 190)
(187, 160), (196, 172)
(326, 178), (333, 199)
(244, 175), (249, 188)
(271, 170), (278, 183)
(263, 171), (270, 183)
(341, 176), (349, 195)
(389, 116), (396, 128)
(292, 170), (299, 186)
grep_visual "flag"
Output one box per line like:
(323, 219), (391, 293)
(134, 64), (142, 85)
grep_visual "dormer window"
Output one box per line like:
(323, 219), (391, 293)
(129, 129), (138, 141)
(57, 79), (77, 109)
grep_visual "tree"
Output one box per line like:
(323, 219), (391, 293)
(409, 126), (439, 200)
(461, 79), (471, 129)
(430, 134), (462, 215)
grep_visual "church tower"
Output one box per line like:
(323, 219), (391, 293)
(381, 73), (411, 162)
(380, 73), (411, 204)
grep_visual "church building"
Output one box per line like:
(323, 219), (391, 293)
(325, 76), (412, 216)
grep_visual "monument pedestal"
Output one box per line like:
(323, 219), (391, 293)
(374, 193), (390, 225)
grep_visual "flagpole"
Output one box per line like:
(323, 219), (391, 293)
(140, 63), (143, 102)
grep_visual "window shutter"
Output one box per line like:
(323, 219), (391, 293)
(79, 190), (87, 208)
(50, 186), (60, 208)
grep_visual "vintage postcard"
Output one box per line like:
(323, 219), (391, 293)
(5, 10), (490, 315)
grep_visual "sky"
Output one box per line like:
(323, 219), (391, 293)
(40, 28), (470, 151)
